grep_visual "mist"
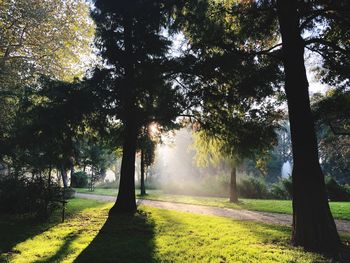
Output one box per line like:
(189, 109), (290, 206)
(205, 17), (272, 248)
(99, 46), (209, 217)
(148, 128), (232, 197)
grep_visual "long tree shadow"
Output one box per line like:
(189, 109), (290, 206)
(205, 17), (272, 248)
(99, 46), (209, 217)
(0, 199), (103, 261)
(0, 213), (61, 260)
(36, 230), (82, 263)
(75, 210), (156, 263)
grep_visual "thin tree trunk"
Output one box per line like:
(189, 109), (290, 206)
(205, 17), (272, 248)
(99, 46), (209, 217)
(277, 0), (340, 254)
(140, 148), (146, 196)
(44, 164), (52, 218)
(60, 165), (68, 188)
(70, 157), (75, 187)
(229, 162), (238, 203)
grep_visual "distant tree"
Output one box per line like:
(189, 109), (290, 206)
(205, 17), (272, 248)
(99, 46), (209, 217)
(137, 126), (157, 196)
(177, 0), (281, 203)
(75, 138), (117, 188)
(192, 116), (278, 203)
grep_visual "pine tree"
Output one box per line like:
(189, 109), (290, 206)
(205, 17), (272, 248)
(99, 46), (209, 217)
(91, 0), (183, 213)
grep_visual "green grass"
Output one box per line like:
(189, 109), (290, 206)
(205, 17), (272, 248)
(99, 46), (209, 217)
(75, 188), (350, 220)
(1, 198), (343, 262)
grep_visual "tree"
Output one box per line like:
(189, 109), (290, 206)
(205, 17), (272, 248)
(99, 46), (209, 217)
(313, 90), (350, 183)
(75, 137), (117, 189)
(192, 131), (239, 202)
(177, 0), (281, 203)
(1, 77), (94, 188)
(0, 0), (94, 82)
(138, 129), (156, 196)
(276, 0), (341, 253)
(0, 0), (95, 174)
(91, 0), (185, 212)
(178, 0), (350, 253)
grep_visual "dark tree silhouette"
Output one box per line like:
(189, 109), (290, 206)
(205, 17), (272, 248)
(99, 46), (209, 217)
(91, 0), (184, 213)
(276, 0), (340, 253)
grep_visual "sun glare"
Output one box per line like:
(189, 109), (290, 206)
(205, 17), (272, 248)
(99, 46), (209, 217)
(148, 122), (161, 138)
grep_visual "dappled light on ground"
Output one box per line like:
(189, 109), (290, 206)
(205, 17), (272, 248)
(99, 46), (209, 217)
(0, 199), (110, 262)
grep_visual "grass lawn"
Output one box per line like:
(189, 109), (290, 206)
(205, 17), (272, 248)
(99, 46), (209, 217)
(75, 188), (350, 220)
(1, 198), (343, 262)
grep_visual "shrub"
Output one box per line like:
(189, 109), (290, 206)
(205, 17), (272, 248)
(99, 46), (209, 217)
(325, 176), (350, 201)
(270, 177), (292, 200)
(96, 180), (119, 189)
(237, 176), (269, 199)
(63, 187), (76, 199)
(0, 175), (63, 218)
(71, 171), (88, 188)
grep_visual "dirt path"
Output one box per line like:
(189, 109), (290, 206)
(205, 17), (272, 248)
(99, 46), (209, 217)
(75, 192), (350, 234)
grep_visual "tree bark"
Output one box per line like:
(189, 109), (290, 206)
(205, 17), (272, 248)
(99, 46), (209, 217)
(276, 0), (340, 254)
(110, 120), (138, 213)
(60, 165), (68, 188)
(70, 156), (75, 187)
(229, 162), (238, 203)
(140, 148), (146, 196)
(109, 9), (138, 214)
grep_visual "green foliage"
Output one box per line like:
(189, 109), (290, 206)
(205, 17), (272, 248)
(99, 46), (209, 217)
(192, 130), (231, 167)
(93, 180), (119, 190)
(179, 0), (283, 176)
(237, 176), (270, 199)
(313, 90), (350, 184)
(0, 0), (94, 82)
(89, 0), (185, 129)
(71, 172), (88, 188)
(75, 137), (117, 183)
(270, 177), (293, 200)
(325, 176), (350, 201)
(0, 175), (62, 218)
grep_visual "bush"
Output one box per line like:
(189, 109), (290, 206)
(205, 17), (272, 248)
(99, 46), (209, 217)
(95, 180), (119, 189)
(325, 176), (350, 201)
(0, 175), (63, 218)
(270, 177), (292, 200)
(237, 176), (269, 199)
(71, 171), (88, 188)
(63, 187), (76, 199)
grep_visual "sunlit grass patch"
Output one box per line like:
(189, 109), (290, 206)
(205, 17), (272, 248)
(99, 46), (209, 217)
(146, 207), (329, 263)
(0, 198), (335, 262)
(0, 199), (110, 263)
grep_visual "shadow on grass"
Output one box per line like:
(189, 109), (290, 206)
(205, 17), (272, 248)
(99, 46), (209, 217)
(75, 210), (155, 263)
(0, 199), (103, 261)
(36, 230), (83, 263)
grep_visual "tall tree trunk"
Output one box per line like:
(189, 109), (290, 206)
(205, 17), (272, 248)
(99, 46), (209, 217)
(276, 0), (340, 254)
(60, 165), (68, 188)
(109, 12), (138, 214)
(70, 157), (75, 187)
(110, 120), (138, 213)
(229, 162), (238, 203)
(44, 164), (52, 218)
(140, 148), (146, 196)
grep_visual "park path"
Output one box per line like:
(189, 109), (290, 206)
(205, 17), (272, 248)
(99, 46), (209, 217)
(75, 192), (350, 234)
